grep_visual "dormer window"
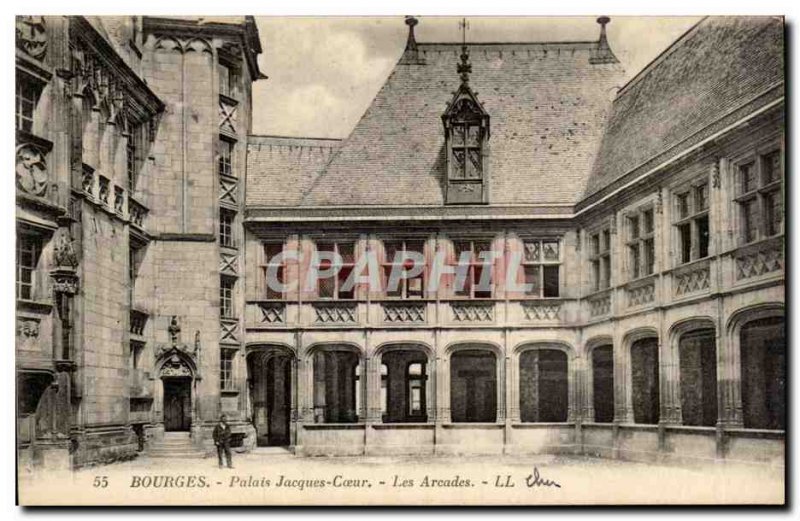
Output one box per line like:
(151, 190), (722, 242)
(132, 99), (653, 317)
(450, 104), (484, 181)
(443, 45), (489, 204)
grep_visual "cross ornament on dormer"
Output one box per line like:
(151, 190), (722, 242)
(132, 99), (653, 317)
(457, 18), (472, 85)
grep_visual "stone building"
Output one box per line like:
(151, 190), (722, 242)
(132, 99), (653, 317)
(16, 15), (784, 469)
(243, 16), (785, 464)
(16, 15), (263, 468)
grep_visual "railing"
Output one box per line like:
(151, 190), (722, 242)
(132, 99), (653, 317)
(672, 257), (711, 298)
(382, 302), (426, 324)
(129, 197), (148, 230)
(624, 274), (657, 309)
(733, 235), (784, 281)
(130, 309), (148, 336)
(586, 289), (612, 319)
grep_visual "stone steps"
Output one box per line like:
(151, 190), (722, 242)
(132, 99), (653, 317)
(147, 433), (207, 459)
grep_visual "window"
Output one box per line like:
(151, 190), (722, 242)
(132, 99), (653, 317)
(220, 349), (235, 391)
(451, 121), (483, 180)
(16, 234), (41, 300)
(678, 330), (717, 427)
(220, 276), (235, 318)
(740, 317), (785, 430)
(519, 349), (568, 422)
(443, 91), (490, 204)
(407, 363), (425, 417)
(630, 338), (659, 425)
(522, 239), (560, 298)
(450, 350), (496, 422)
(262, 242), (285, 300)
(453, 239), (493, 298)
(736, 150), (783, 243)
(218, 62), (235, 98)
(626, 208), (655, 279)
(316, 241), (355, 300)
(218, 137), (234, 177)
(674, 182), (710, 264)
(129, 243), (144, 306)
(590, 228), (611, 291)
(126, 125), (142, 191)
(383, 239), (425, 298)
(219, 208), (236, 248)
(380, 364), (388, 418)
(16, 75), (39, 133)
(592, 345), (614, 423)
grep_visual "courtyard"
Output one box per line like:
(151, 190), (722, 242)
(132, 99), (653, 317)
(19, 451), (784, 506)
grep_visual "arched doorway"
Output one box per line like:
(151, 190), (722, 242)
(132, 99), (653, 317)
(247, 347), (294, 446)
(163, 377), (191, 431)
(156, 347), (199, 432)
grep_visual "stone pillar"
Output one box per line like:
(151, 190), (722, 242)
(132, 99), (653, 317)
(425, 354), (435, 423)
(717, 308), (743, 427)
(660, 335), (682, 425)
(508, 352), (520, 423)
(613, 331), (632, 423)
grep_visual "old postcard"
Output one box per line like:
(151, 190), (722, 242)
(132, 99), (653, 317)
(14, 14), (785, 506)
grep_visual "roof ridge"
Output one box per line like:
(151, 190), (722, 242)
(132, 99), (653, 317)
(248, 134), (342, 142)
(417, 40), (597, 46)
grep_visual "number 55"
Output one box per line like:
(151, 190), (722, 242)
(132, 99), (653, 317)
(93, 476), (108, 488)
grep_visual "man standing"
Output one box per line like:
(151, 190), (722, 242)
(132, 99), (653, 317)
(212, 414), (233, 469)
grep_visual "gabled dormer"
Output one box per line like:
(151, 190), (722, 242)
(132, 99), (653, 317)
(442, 45), (490, 204)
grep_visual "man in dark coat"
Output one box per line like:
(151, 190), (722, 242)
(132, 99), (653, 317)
(212, 414), (233, 469)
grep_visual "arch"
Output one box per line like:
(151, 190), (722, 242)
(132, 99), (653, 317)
(374, 341), (434, 360)
(154, 36), (183, 53)
(445, 340), (503, 358)
(622, 326), (659, 349)
(516, 343), (572, 423)
(726, 302), (784, 336)
(668, 316), (716, 342)
(668, 317), (718, 427)
(448, 342), (502, 423)
(727, 303), (785, 430)
(626, 331), (660, 425)
(513, 340), (575, 358)
(245, 342), (296, 359)
(584, 335), (613, 357)
(184, 37), (213, 54)
(304, 341), (363, 358)
(154, 347), (199, 379)
(247, 344), (295, 446)
(375, 342), (432, 424)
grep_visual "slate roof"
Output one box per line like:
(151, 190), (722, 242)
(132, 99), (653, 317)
(246, 39), (623, 209)
(246, 136), (341, 207)
(582, 16), (784, 206)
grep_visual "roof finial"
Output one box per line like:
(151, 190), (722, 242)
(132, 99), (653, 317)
(590, 16), (619, 65)
(597, 16), (610, 49)
(405, 16), (418, 52)
(457, 18), (472, 85)
(400, 16), (424, 64)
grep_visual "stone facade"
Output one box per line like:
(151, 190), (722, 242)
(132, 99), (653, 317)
(241, 17), (785, 466)
(16, 15), (784, 470)
(16, 16), (262, 469)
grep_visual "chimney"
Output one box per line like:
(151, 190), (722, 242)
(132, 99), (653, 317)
(399, 16), (425, 65)
(590, 16), (619, 64)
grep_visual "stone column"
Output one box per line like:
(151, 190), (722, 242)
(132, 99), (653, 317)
(613, 329), (632, 423)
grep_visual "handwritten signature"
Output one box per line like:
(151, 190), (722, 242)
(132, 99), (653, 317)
(525, 467), (561, 488)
